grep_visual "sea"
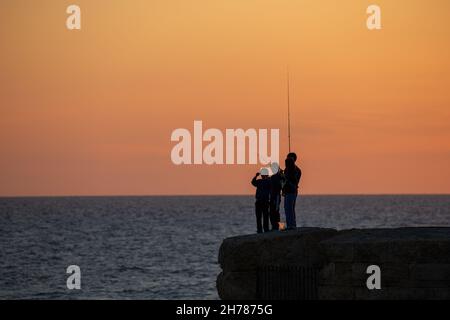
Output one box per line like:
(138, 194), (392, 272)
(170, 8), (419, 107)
(0, 195), (449, 299)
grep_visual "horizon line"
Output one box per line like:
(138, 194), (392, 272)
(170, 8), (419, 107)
(1, 193), (449, 199)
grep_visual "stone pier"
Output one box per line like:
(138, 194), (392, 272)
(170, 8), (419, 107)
(216, 227), (450, 300)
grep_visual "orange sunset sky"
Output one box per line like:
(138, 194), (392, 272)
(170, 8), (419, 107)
(1, 0), (450, 196)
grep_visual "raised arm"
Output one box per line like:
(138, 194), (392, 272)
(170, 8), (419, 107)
(251, 173), (260, 187)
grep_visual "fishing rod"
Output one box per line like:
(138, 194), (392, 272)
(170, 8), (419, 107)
(287, 69), (291, 153)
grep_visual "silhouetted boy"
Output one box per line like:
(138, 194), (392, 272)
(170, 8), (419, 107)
(251, 168), (271, 233)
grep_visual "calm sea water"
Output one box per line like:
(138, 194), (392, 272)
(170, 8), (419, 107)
(0, 195), (449, 299)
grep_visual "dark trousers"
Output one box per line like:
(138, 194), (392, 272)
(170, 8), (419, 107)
(255, 200), (270, 233)
(269, 194), (281, 230)
(284, 193), (298, 228)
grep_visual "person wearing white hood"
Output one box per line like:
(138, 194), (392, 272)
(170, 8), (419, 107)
(251, 167), (272, 233)
(269, 162), (283, 230)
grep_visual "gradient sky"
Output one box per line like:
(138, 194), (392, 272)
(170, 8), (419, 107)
(1, 0), (450, 196)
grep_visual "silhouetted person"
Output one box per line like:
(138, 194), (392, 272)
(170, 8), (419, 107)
(251, 168), (271, 233)
(283, 153), (302, 229)
(269, 163), (283, 230)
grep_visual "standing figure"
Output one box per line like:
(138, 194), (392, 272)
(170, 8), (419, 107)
(251, 168), (272, 233)
(283, 153), (302, 229)
(269, 162), (283, 230)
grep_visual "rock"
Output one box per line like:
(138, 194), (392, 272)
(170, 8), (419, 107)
(217, 227), (450, 300)
(218, 227), (338, 273)
(216, 271), (257, 300)
(320, 227), (450, 263)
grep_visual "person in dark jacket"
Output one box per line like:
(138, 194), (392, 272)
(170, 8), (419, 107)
(283, 153), (302, 229)
(251, 168), (272, 233)
(269, 162), (283, 230)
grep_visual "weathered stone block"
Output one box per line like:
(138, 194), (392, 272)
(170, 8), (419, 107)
(353, 242), (390, 262)
(319, 242), (354, 263)
(380, 263), (411, 287)
(218, 228), (338, 273)
(354, 287), (389, 300)
(409, 263), (450, 287)
(318, 286), (354, 300)
(386, 287), (450, 300)
(331, 262), (353, 286)
(319, 263), (335, 285)
(216, 271), (257, 300)
(217, 227), (450, 300)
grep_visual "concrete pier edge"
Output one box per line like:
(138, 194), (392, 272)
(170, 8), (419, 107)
(216, 227), (450, 300)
